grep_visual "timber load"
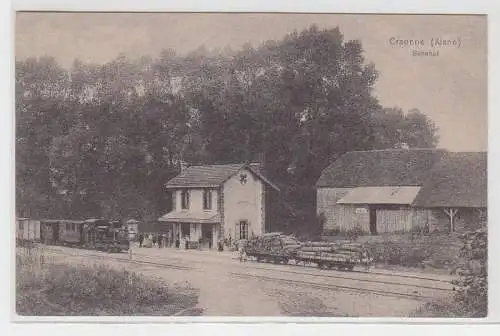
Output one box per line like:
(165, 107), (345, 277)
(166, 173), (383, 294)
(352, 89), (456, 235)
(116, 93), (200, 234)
(294, 241), (369, 270)
(246, 233), (303, 264)
(246, 234), (372, 271)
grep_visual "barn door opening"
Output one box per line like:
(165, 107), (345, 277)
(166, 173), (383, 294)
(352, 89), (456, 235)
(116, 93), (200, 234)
(369, 208), (377, 235)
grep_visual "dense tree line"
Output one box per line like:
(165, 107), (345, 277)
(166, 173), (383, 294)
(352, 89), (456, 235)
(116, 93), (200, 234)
(15, 25), (439, 232)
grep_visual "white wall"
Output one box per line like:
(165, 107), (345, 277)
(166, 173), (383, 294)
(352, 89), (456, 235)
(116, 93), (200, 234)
(223, 168), (263, 239)
(173, 188), (218, 212)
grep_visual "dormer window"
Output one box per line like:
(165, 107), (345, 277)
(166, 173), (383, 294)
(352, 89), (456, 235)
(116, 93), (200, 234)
(181, 189), (190, 210)
(203, 189), (213, 210)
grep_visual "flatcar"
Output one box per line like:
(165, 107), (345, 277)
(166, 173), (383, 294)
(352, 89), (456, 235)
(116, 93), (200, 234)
(246, 233), (302, 264)
(246, 234), (373, 271)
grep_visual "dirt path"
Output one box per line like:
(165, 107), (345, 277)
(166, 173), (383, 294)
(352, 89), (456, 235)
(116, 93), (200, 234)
(40, 246), (440, 316)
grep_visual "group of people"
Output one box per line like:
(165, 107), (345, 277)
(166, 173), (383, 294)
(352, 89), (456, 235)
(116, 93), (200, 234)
(135, 231), (243, 254)
(137, 232), (169, 248)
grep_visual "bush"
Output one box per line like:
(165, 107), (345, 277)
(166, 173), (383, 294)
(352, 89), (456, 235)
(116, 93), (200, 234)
(412, 228), (487, 318)
(369, 240), (426, 267)
(322, 226), (341, 236)
(452, 229), (487, 317)
(360, 233), (461, 270)
(346, 225), (363, 241)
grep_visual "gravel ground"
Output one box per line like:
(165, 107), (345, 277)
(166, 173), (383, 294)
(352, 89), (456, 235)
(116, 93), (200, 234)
(43, 247), (283, 316)
(259, 281), (422, 317)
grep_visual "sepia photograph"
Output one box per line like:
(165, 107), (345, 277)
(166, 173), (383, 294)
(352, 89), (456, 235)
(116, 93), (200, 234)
(14, 12), (487, 319)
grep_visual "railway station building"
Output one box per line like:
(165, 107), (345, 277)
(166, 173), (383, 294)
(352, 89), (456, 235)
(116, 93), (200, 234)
(316, 149), (487, 235)
(158, 162), (279, 248)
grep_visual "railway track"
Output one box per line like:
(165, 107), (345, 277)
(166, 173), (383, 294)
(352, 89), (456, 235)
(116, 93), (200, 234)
(129, 249), (454, 283)
(42, 247), (193, 271)
(229, 272), (445, 301)
(39, 246), (454, 300)
(128, 250), (454, 290)
(241, 261), (454, 290)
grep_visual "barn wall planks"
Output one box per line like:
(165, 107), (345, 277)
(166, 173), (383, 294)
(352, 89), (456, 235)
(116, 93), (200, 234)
(375, 208), (413, 233)
(317, 187), (353, 231)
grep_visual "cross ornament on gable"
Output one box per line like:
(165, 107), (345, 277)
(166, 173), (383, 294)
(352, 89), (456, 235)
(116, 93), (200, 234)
(239, 173), (248, 185)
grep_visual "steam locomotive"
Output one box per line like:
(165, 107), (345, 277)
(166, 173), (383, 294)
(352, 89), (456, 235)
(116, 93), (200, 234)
(39, 218), (130, 253)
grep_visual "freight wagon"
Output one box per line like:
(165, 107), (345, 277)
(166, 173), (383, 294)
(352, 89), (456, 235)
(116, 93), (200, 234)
(246, 234), (372, 271)
(294, 241), (370, 271)
(16, 218), (41, 245)
(246, 232), (302, 264)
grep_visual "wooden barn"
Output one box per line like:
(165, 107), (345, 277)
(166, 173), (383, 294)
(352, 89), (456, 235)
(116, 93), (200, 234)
(316, 149), (487, 235)
(412, 152), (487, 233)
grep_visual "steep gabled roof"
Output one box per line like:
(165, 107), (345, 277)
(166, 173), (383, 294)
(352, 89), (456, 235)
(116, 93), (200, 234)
(412, 152), (487, 208)
(316, 149), (447, 188)
(165, 163), (279, 191)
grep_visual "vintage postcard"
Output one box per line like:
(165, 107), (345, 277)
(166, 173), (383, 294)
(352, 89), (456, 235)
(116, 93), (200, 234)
(14, 12), (487, 320)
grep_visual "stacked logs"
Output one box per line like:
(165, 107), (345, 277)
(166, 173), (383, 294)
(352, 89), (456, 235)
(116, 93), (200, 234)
(296, 241), (366, 263)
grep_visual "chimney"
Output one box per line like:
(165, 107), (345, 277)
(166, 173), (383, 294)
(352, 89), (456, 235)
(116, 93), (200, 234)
(258, 152), (266, 173)
(180, 160), (189, 173)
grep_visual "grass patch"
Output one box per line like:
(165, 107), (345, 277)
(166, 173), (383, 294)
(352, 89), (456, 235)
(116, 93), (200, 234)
(16, 246), (199, 316)
(410, 297), (471, 318)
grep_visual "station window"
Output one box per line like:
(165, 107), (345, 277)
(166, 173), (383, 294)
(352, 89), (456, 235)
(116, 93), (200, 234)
(203, 189), (212, 210)
(19, 221), (24, 230)
(181, 189), (190, 209)
(239, 221), (249, 240)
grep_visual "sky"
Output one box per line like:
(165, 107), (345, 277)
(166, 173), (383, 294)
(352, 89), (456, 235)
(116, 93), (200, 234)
(15, 13), (487, 151)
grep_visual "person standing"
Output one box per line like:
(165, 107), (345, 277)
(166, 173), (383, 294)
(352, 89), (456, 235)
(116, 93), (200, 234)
(237, 239), (248, 262)
(138, 233), (144, 248)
